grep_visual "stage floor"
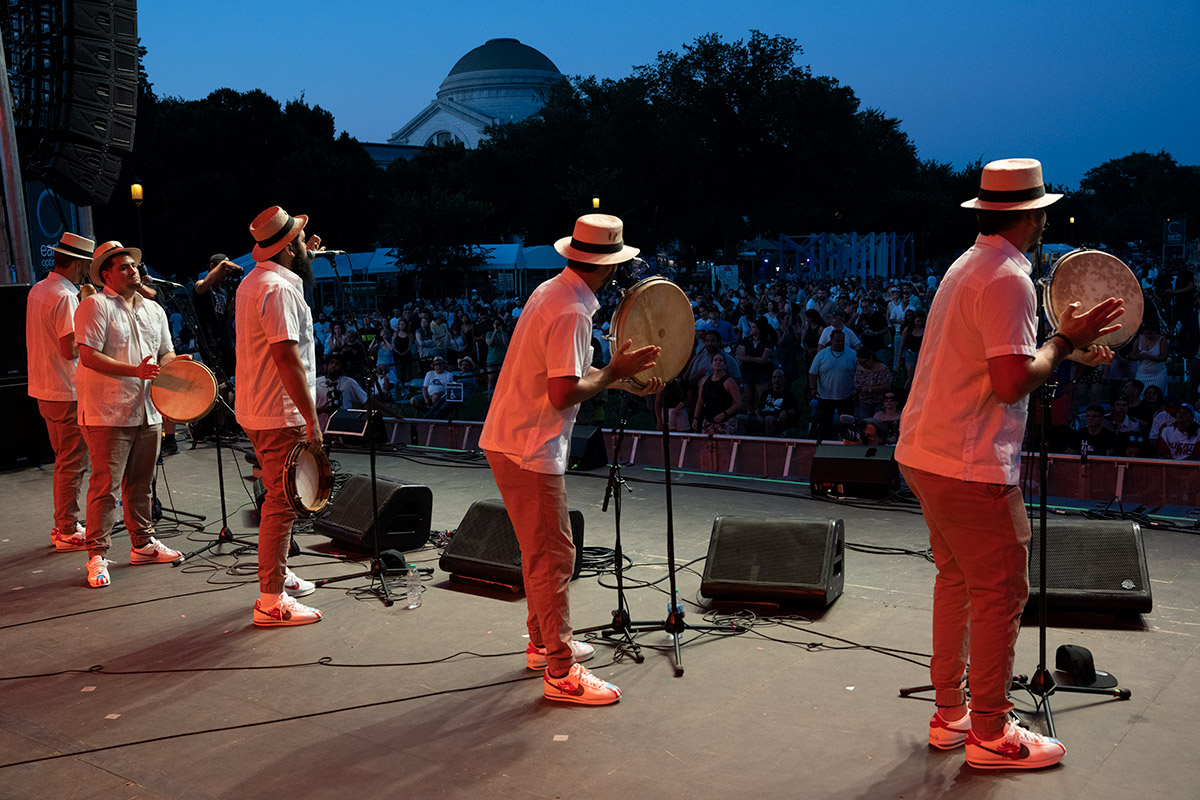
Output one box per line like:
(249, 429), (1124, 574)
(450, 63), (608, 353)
(1, 438), (1198, 800)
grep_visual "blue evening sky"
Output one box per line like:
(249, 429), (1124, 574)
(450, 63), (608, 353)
(140, 0), (1199, 190)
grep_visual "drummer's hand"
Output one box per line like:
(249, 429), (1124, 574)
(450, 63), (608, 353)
(307, 421), (323, 450)
(624, 376), (665, 396)
(1068, 345), (1115, 367)
(135, 355), (160, 380)
(609, 338), (661, 381)
(173, 354), (192, 361)
(1057, 297), (1124, 350)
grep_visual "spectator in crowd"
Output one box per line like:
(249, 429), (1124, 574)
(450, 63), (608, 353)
(899, 310), (926, 391)
(485, 317), (509, 391)
(887, 286), (907, 370)
(693, 352), (741, 435)
(1149, 393), (1182, 442)
(859, 418), (886, 446)
(415, 316), (436, 372)
(316, 354), (368, 430)
(1180, 293), (1200, 403)
(457, 356), (479, 397)
(818, 311), (862, 351)
(808, 329), (857, 440)
(858, 298), (891, 363)
(1066, 404), (1116, 456)
(412, 356), (451, 415)
(853, 348), (893, 419)
(696, 306), (737, 347)
(1140, 385), (1166, 432)
(690, 330), (741, 386)
(393, 317), (415, 384)
(737, 318), (775, 411)
(800, 308), (824, 367)
(1130, 320), (1169, 396)
(753, 368), (799, 436)
(1157, 403), (1200, 460)
(806, 286), (837, 322)
(1105, 397), (1143, 434)
(875, 391), (903, 444)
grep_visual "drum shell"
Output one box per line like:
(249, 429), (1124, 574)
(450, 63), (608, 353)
(150, 360), (218, 423)
(284, 442), (333, 517)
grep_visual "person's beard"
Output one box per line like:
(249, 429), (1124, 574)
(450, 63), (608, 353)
(292, 249), (315, 287)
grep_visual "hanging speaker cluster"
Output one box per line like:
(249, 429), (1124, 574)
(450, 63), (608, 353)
(5, 1), (139, 206)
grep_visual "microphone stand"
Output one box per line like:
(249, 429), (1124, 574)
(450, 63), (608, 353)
(307, 251), (396, 606)
(1012, 245), (1131, 736)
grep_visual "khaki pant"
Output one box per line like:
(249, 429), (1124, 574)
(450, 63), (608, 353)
(900, 464), (1031, 738)
(81, 423), (161, 557)
(247, 427), (305, 594)
(37, 399), (89, 534)
(484, 451), (575, 675)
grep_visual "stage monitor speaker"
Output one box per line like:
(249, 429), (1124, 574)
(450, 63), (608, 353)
(439, 499), (585, 589)
(700, 516), (845, 607)
(568, 425), (608, 471)
(0, 382), (54, 471)
(809, 444), (898, 499)
(1027, 519), (1152, 614)
(314, 475), (432, 553)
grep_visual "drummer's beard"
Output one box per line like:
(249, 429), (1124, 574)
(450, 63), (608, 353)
(292, 250), (315, 287)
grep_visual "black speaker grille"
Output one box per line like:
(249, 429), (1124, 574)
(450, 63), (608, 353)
(314, 475), (432, 553)
(1027, 519), (1152, 613)
(447, 499), (522, 568)
(708, 520), (829, 586)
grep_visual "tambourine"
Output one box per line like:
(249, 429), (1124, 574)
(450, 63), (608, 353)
(1045, 249), (1143, 349)
(150, 359), (217, 423)
(607, 277), (694, 388)
(283, 441), (333, 517)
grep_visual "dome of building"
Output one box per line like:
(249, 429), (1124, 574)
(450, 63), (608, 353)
(389, 38), (565, 149)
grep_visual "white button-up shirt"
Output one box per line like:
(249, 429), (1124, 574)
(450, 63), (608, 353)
(234, 260), (316, 431)
(480, 268), (598, 475)
(896, 235), (1038, 485)
(74, 286), (172, 426)
(26, 271), (80, 401)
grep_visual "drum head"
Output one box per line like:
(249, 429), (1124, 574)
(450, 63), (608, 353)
(609, 278), (694, 386)
(150, 360), (218, 422)
(1046, 250), (1143, 349)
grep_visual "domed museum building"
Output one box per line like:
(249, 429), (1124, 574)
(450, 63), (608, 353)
(388, 38), (565, 149)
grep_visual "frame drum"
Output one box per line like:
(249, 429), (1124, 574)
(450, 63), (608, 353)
(1045, 249), (1143, 349)
(150, 359), (218, 423)
(283, 441), (333, 517)
(608, 277), (694, 388)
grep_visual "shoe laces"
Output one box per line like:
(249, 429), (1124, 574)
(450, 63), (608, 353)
(567, 664), (608, 689)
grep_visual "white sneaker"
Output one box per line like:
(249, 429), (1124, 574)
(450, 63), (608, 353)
(965, 719), (1066, 769)
(543, 663), (621, 706)
(130, 537), (182, 565)
(86, 555), (110, 588)
(253, 594), (323, 627)
(526, 639), (596, 670)
(283, 568), (316, 598)
(52, 524), (87, 552)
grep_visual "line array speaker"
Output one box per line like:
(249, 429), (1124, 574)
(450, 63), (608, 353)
(439, 499), (585, 590)
(1027, 519), (1152, 614)
(313, 475), (432, 554)
(700, 516), (845, 607)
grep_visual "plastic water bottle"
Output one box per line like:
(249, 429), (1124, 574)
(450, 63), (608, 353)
(406, 564), (421, 609)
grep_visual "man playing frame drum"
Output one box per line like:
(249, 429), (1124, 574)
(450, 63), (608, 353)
(236, 206), (324, 627)
(896, 159), (1123, 769)
(479, 213), (663, 705)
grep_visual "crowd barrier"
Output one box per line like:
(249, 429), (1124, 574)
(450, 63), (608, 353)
(380, 418), (1200, 509)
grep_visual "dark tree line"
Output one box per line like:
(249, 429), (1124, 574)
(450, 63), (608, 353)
(85, 32), (1195, 283)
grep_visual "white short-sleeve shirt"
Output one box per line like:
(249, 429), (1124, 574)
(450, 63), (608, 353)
(74, 287), (172, 426)
(234, 260), (316, 431)
(26, 272), (80, 402)
(896, 235), (1038, 485)
(479, 268), (598, 474)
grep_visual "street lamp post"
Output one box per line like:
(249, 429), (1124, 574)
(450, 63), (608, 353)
(131, 180), (144, 249)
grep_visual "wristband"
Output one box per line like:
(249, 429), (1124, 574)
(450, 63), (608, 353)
(1050, 331), (1075, 352)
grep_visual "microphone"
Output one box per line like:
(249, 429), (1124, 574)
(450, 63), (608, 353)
(311, 249), (347, 259)
(146, 274), (187, 290)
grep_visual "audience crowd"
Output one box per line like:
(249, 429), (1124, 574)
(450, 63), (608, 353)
(168, 250), (1200, 461)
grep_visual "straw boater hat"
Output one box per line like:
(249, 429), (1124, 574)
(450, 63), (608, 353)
(250, 206), (308, 261)
(50, 232), (96, 261)
(89, 240), (142, 286)
(554, 213), (640, 266)
(961, 158), (1062, 211)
